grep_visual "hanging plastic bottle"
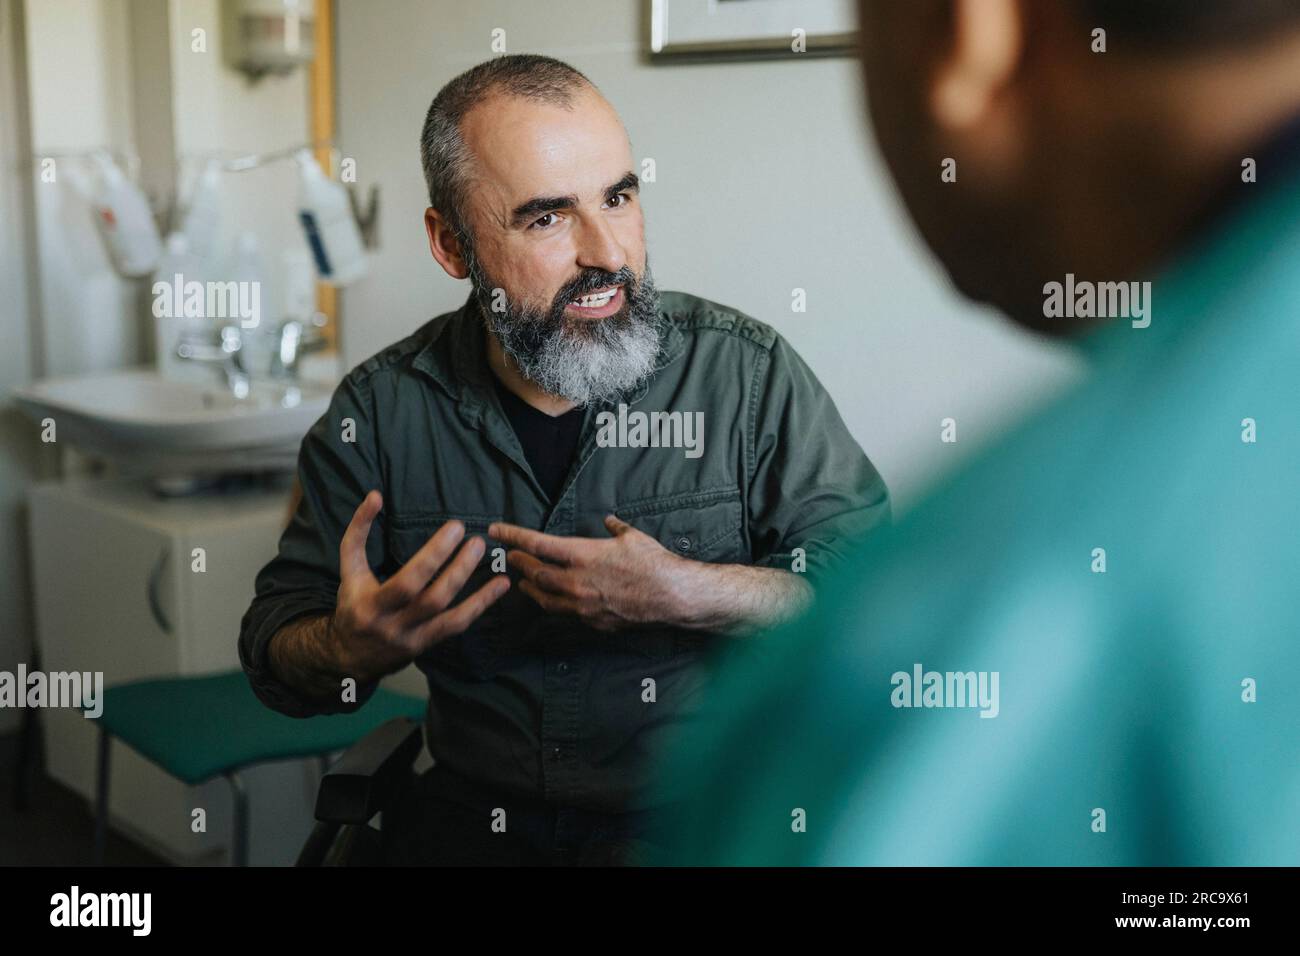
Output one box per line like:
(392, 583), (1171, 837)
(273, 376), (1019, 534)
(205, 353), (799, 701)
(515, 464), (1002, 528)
(295, 149), (368, 285)
(180, 158), (223, 263)
(87, 150), (162, 278)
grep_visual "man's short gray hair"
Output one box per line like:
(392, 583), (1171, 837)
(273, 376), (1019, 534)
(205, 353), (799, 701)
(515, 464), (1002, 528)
(420, 54), (593, 242)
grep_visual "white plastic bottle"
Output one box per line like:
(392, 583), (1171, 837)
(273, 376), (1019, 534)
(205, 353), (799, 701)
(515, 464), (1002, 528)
(295, 149), (368, 285)
(88, 151), (162, 277)
(229, 231), (266, 331)
(181, 158), (223, 262)
(281, 247), (317, 322)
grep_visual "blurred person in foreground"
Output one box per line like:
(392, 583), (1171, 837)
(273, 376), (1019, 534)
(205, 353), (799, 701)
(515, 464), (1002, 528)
(653, 0), (1300, 865)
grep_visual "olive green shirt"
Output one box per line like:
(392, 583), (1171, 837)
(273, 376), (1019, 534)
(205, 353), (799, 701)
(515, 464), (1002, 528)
(238, 290), (888, 812)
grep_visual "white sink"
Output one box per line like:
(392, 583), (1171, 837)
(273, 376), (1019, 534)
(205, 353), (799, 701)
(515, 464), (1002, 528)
(12, 366), (337, 475)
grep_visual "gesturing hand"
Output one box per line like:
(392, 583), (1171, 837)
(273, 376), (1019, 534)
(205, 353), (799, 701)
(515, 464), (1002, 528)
(488, 515), (685, 632)
(333, 490), (509, 682)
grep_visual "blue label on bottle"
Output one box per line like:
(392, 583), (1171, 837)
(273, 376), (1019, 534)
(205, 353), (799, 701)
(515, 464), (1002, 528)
(299, 211), (333, 277)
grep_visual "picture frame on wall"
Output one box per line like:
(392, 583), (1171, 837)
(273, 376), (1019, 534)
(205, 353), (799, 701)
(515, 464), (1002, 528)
(648, 0), (858, 60)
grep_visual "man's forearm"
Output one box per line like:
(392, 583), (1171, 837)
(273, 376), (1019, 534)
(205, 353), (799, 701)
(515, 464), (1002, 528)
(664, 561), (813, 634)
(266, 614), (354, 708)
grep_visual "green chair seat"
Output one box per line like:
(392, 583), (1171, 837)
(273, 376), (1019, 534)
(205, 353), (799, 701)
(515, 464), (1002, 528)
(91, 671), (424, 785)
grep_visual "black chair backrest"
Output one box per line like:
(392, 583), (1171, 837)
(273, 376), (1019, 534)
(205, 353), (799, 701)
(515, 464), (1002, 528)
(314, 717), (423, 825)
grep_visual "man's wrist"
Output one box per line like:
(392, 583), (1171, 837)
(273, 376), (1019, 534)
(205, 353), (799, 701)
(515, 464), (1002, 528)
(659, 554), (749, 631)
(325, 615), (380, 686)
(320, 615), (349, 680)
(267, 614), (349, 703)
(656, 557), (814, 634)
(657, 551), (703, 629)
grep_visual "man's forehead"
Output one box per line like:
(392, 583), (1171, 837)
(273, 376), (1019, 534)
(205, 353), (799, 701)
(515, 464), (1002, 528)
(461, 89), (632, 209)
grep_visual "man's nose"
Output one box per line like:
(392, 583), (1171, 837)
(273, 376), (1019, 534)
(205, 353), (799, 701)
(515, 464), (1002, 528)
(574, 216), (627, 275)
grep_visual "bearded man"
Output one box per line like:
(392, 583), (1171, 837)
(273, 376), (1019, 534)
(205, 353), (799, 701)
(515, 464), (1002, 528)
(237, 54), (888, 866)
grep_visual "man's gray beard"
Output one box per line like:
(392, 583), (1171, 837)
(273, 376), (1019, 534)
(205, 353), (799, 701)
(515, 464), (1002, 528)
(465, 246), (663, 406)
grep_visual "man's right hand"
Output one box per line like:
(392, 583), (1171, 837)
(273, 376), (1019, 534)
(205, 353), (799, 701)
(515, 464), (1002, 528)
(330, 490), (509, 683)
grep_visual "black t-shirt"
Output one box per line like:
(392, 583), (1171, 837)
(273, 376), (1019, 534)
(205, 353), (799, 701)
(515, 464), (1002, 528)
(492, 378), (585, 502)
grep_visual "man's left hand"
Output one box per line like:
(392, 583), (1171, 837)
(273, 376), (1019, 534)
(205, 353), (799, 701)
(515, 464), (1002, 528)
(488, 516), (686, 631)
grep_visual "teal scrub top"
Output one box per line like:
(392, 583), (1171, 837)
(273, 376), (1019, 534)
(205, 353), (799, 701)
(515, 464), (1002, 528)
(649, 153), (1300, 866)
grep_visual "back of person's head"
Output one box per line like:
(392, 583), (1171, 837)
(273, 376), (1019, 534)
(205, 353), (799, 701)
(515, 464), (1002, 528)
(856, 0), (1300, 331)
(1075, 0), (1300, 47)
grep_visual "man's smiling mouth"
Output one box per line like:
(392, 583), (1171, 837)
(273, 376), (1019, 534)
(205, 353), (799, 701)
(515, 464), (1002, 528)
(570, 286), (620, 308)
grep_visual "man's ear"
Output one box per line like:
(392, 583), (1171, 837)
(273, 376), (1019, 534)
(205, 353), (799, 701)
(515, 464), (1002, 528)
(424, 207), (469, 280)
(930, 0), (1024, 129)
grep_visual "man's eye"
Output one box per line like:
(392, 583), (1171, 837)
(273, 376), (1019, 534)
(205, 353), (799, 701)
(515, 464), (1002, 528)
(607, 193), (630, 208)
(531, 213), (558, 230)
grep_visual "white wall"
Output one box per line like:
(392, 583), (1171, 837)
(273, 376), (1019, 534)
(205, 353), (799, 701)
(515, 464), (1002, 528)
(335, 0), (1082, 509)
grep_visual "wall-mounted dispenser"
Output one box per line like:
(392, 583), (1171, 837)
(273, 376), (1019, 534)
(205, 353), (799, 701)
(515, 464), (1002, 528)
(222, 0), (316, 81)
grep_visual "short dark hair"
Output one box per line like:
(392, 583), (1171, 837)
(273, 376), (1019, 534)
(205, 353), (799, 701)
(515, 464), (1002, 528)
(420, 54), (593, 241)
(1076, 0), (1300, 46)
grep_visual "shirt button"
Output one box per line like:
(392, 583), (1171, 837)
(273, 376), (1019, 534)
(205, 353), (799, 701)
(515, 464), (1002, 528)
(674, 535), (692, 553)
(550, 746), (562, 760)
(557, 661), (570, 674)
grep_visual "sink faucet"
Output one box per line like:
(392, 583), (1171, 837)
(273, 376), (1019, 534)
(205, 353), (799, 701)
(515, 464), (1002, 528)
(175, 324), (250, 398)
(269, 314), (330, 379)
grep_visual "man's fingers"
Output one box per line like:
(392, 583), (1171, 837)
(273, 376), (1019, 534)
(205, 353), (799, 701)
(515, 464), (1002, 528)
(408, 575), (510, 653)
(518, 578), (584, 617)
(488, 522), (583, 565)
(604, 514), (634, 536)
(339, 490), (383, 583)
(376, 520), (466, 611)
(506, 549), (546, 577)
(403, 536), (486, 621)
(507, 550), (589, 599)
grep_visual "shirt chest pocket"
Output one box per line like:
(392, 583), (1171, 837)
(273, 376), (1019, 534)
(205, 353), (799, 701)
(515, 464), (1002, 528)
(612, 484), (748, 565)
(607, 485), (747, 662)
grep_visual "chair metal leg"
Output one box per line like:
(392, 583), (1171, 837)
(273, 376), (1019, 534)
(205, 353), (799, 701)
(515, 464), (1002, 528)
(93, 725), (110, 865)
(225, 770), (249, 867)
